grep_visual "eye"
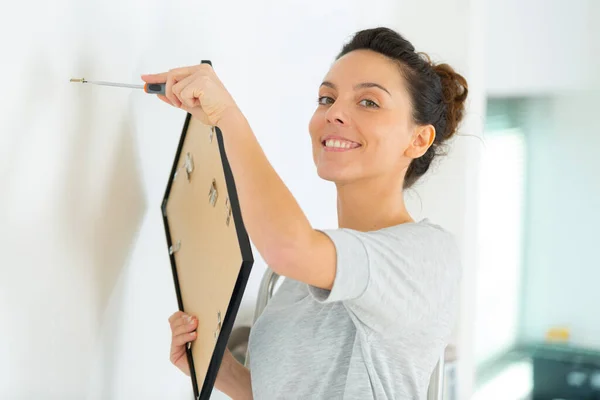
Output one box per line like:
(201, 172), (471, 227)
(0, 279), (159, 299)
(317, 96), (334, 105)
(359, 99), (379, 108)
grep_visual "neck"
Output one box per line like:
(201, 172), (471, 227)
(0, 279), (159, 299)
(335, 175), (413, 231)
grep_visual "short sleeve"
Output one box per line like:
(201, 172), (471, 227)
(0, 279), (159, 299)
(308, 223), (461, 334)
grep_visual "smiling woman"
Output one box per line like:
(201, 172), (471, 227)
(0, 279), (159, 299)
(146, 26), (468, 400)
(309, 33), (467, 190)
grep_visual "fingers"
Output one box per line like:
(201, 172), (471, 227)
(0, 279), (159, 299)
(165, 68), (203, 107)
(173, 74), (203, 109)
(141, 72), (168, 83)
(142, 69), (191, 107)
(141, 66), (199, 82)
(165, 71), (184, 107)
(169, 312), (195, 328)
(142, 73), (178, 105)
(168, 311), (186, 324)
(169, 312), (199, 347)
(172, 317), (198, 347)
(180, 76), (208, 109)
(157, 95), (172, 105)
(173, 330), (197, 347)
(172, 315), (198, 337)
(143, 64), (214, 107)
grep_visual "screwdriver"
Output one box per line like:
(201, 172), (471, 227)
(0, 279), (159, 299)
(69, 78), (166, 95)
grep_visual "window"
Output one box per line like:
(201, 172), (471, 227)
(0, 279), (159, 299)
(474, 99), (527, 367)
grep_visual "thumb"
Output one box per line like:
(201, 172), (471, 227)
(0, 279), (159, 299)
(141, 72), (167, 83)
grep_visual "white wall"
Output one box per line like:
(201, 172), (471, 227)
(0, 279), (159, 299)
(484, 0), (595, 97)
(0, 0), (485, 399)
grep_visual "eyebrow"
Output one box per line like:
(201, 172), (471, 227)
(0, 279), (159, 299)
(320, 81), (391, 96)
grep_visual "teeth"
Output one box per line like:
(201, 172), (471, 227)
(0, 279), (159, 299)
(325, 139), (356, 149)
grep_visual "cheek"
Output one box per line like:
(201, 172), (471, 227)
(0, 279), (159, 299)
(308, 110), (321, 133)
(366, 127), (410, 168)
(308, 110), (325, 145)
(308, 112), (322, 164)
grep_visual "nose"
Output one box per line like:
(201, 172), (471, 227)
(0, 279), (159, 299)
(325, 102), (348, 126)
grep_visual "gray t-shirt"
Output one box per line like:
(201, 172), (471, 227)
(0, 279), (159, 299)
(248, 219), (461, 399)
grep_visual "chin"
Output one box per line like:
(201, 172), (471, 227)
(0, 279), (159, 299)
(317, 171), (337, 183)
(316, 166), (355, 185)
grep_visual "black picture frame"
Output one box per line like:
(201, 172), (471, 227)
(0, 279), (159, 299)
(160, 60), (254, 399)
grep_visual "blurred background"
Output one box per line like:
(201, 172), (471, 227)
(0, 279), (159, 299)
(0, 0), (598, 399)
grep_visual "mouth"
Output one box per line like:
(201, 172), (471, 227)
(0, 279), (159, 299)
(321, 137), (362, 152)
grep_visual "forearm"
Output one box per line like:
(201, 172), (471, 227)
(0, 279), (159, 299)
(217, 109), (313, 268)
(215, 350), (253, 400)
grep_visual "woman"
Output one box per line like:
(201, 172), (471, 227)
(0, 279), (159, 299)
(144, 26), (468, 399)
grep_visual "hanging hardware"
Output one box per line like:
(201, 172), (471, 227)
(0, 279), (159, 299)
(208, 179), (218, 206)
(169, 240), (181, 255)
(184, 152), (194, 181)
(173, 152), (194, 182)
(214, 310), (222, 340)
(225, 197), (232, 226)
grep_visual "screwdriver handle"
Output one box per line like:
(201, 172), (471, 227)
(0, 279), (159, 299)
(143, 61), (211, 95)
(144, 83), (166, 95)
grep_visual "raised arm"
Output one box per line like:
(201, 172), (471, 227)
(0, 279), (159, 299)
(142, 64), (337, 290)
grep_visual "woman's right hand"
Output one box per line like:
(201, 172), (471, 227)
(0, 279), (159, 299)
(168, 311), (198, 376)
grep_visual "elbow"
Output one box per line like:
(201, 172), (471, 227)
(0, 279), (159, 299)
(261, 230), (312, 276)
(262, 243), (299, 276)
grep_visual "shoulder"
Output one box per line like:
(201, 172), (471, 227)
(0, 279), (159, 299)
(343, 218), (459, 253)
(339, 218), (462, 278)
(381, 218), (455, 239)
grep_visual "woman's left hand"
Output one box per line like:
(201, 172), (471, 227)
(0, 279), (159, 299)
(141, 63), (239, 126)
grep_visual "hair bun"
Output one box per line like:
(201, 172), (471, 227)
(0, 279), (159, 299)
(432, 63), (468, 139)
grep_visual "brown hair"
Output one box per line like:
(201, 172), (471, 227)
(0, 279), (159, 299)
(336, 27), (469, 188)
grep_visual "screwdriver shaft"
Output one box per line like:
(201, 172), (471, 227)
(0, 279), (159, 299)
(84, 80), (145, 89)
(70, 78), (165, 95)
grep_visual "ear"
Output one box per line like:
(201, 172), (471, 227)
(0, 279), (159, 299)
(404, 124), (436, 159)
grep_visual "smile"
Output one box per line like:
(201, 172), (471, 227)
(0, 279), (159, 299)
(321, 138), (362, 152)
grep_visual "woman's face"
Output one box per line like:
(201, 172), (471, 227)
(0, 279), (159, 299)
(308, 49), (422, 186)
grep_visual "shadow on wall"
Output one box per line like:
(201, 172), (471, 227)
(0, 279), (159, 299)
(57, 54), (147, 397)
(0, 44), (146, 397)
(0, 48), (59, 214)
(58, 56), (147, 321)
(92, 107), (147, 399)
(92, 113), (146, 320)
(0, 50), (71, 395)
